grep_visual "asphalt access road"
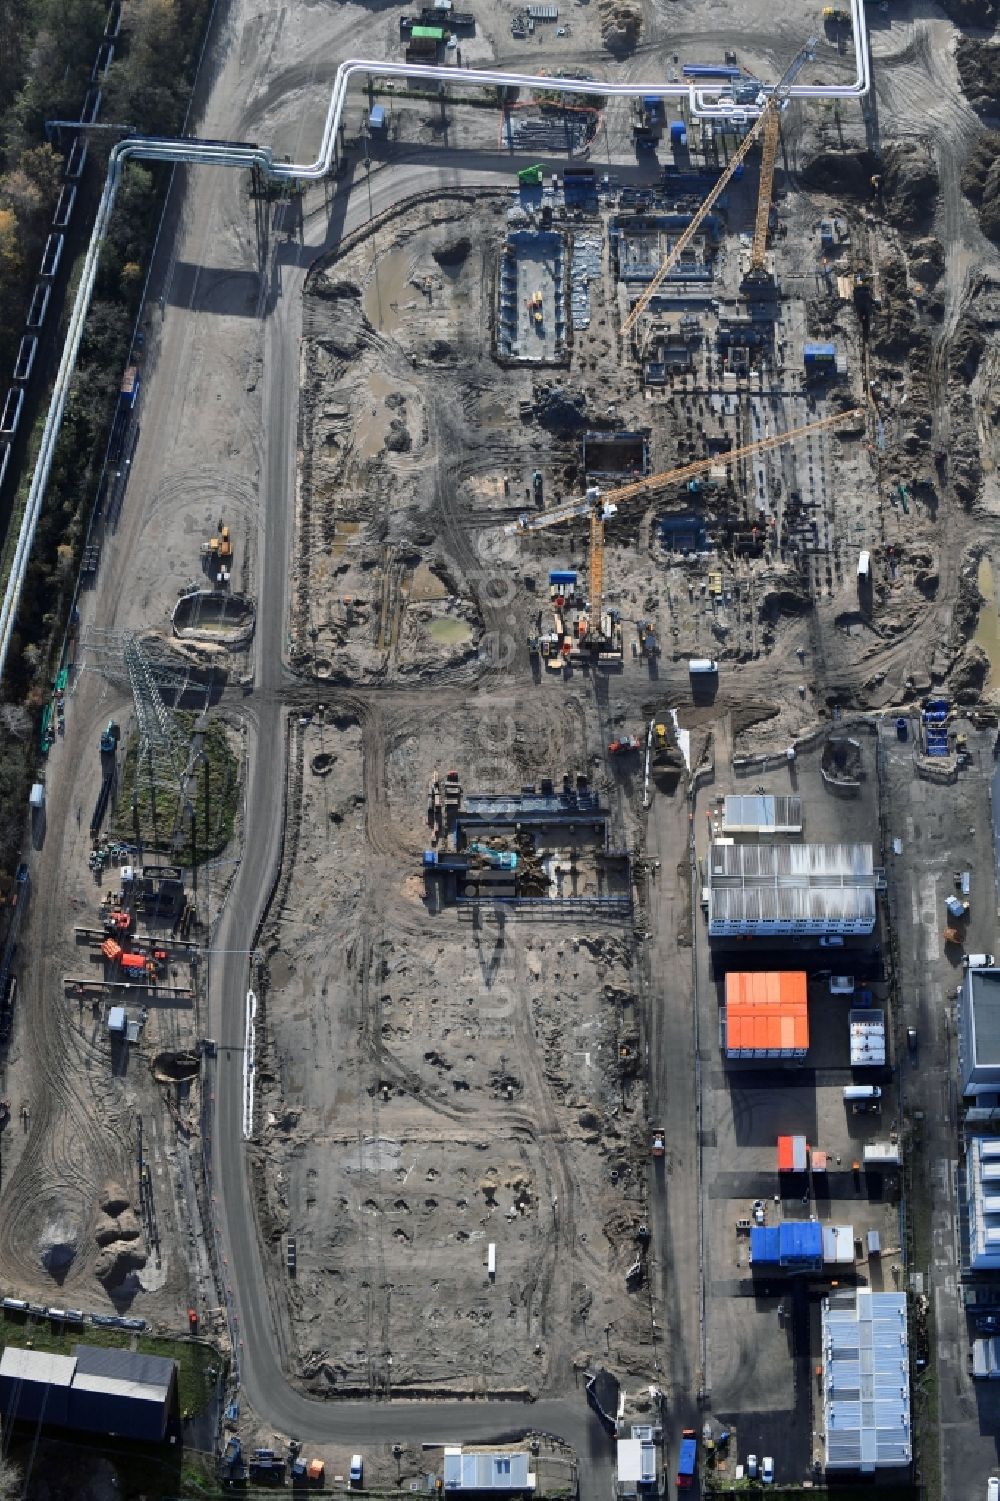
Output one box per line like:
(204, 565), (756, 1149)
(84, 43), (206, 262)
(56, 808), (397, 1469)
(205, 158), (617, 1497)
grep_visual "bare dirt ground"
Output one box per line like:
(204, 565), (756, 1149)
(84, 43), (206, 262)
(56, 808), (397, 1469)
(251, 700), (661, 1393)
(1, 0), (999, 1476)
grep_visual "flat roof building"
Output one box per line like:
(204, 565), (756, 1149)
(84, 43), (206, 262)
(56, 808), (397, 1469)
(722, 794), (802, 835)
(750, 1220), (822, 1271)
(0, 1344), (176, 1442)
(615, 1436), (657, 1498)
(724, 971), (808, 1058)
(708, 841), (877, 936)
(958, 968), (1000, 1097)
(821, 1290), (911, 1472)
(0, 1348), (75, 1426)
(849, 1008), (886, 1067)
(964, 1135), (1000, 1272)
(443, 1449), (536, 1493)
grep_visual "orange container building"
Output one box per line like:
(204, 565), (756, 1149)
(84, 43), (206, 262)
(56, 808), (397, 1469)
(724, 970), (809, 1059)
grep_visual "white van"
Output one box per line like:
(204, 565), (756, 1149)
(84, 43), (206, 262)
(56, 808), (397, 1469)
(965, 954), (996, 970)
(350, 1455), (364, 1487)
(688, 658), (718, 675)
(843, 1085), (881, 1101)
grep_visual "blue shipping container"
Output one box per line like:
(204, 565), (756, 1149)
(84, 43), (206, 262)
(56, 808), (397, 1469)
(681, 63), (741, 78)
(780, 1221), (823, 1263)
(670, 121), (687, 143)
(750, 1226), (780, 1263)
(804, 342), (836, 361)
(677, 1436), (697, 1481)
(369, 105), (385, 129)
(549, 570), (578, 585)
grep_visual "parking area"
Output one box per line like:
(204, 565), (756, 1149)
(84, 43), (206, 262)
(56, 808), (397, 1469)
(879, 716), (1000, 1497)
(693, 728), (904, 1486)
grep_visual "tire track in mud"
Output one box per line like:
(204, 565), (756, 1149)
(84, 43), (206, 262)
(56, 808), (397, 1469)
(0, 949), (134, 1291)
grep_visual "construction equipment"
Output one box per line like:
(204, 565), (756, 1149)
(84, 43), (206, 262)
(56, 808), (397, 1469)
(609, 735), (641, 755)
(651, 1128), (665, 1157)
(508, 407), (864, 644)
(621, 36), (817, 337)
(99, 720), (120, 755)
(517, 163), (544, 186)
(201, 522), (233, 585)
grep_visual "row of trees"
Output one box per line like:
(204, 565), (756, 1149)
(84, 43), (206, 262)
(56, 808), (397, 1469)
(0, 0), (215, 871)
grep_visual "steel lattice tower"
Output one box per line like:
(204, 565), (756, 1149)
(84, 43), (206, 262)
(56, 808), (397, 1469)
(122, 631), (187, 835)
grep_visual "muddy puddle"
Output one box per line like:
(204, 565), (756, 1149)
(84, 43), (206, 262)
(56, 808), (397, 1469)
(356, 372), (408, 459)
(428, 617), (473, 646)
(975, 556), (1000, 690)
(363, 247), (414, 334)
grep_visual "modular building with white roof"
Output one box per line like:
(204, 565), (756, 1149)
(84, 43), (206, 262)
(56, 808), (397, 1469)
(958, 967), (1000, 1097)
(615, 1436), (657, 1498)
(964, 1135), (1000, 1272)
(821, 1290), (911, 1472)
(443, 1449), (535, 1493)
(722, 794), (802, 835)
(849, 1009), (886, 1067)
(708, 841), (878, 937)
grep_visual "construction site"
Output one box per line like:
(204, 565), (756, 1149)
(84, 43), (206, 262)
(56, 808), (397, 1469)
(0, 0), (999, 1490)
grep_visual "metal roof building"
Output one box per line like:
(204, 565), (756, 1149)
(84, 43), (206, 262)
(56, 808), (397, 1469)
(849, 1009), (886, 1067)
(958, 967), (1000, 1096)
(821, 1290), (911, 1472)
(973, 1335), (1000, 1379)
(722, 794), (802, 835)
(724, 970), (808, 1058)
(0, 1344), (176, 1442)
(964, 1135), (1000, 1271)
(708, 841), (877, 936)
(443, 1449), (536, 1492)
(70, 1345), (176, 1440)
(750, 1220), (822, 1271)
(0, 1348), (75, 1426)
(615, 1436), (657, 1497)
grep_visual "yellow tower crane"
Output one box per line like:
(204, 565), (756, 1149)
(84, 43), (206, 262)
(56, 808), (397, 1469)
(507, 404), (866, 644)
(620, 36), (817, 341)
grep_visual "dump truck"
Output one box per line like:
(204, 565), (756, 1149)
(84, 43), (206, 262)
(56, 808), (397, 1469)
(651, 1128), (665, 1157)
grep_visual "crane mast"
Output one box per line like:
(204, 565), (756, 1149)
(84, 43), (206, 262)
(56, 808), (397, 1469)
(620, 36), (817, 340)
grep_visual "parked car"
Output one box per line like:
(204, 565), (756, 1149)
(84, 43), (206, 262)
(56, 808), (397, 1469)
(819, 935), (844, 948)
(746, 1455), (758, 1479)
(829, 975), (855, 994)
(350, 1456), (364, 1487)
(988, 1477), (999, 1501)
(907, 1027), (918, 1053)
(977, 1315), (1000, 1334)
(762, 1456), (774, 1484)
